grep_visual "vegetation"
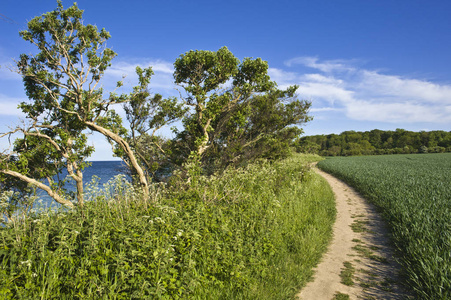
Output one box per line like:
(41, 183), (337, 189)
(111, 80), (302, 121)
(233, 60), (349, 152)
(340, 261), (355, 286)
(297, 129), (451, 156)
(172, 47), (311, 172)
(318, 153), (451, 299)
(0, 154), (335, 299)
(0, 1), (311, 210)
(333, 292), (350, 300)
(0, 3), (324, 299)
(0, 1), (162, 207)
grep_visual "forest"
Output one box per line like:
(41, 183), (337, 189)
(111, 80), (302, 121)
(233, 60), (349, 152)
(296, 129), (451, 156)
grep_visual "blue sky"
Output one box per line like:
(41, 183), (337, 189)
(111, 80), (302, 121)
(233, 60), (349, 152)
(1, 0), (450, 160)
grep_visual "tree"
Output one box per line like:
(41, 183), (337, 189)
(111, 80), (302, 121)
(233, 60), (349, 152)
(0, 1), (170, 207)
(173, 47), (311, 171)
(119, 69), (187, 182)
(209, 88), (309, 168)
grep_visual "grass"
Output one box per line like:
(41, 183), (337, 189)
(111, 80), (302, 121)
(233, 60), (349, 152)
(0, 154), (335, 299)
(333, 292), (350, 300)
(352, 244), (388, 264)
(350, 219), (371, 233)
(318, 153), (451, 299)
(340, 261), (355, 286)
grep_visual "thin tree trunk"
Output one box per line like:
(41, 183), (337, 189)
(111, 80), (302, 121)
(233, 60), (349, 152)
(75, 169), (84, 207)
(0, 170), (75, 209)
(197, 118), (211, 156)
(85, 121), (149, 198)
(66, 158), (84, 207)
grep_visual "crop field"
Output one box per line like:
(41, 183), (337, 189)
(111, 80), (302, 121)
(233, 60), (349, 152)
(318, 153), (451, 299)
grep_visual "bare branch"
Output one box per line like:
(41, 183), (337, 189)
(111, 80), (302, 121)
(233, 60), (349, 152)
(0, 128), (22, 139)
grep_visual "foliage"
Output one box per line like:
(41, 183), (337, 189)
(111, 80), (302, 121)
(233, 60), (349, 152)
(0, 170), (37, 225)
(0, 1), (184, 206)
(318, 153), (451, 299)
(173, 47), (312, 172)
(1, 2), (313, 210)
(120, 67), (187, 182)
(0, 1), (112, 207)
(297, 129), (451, 156)
(0, 154), (334, 299)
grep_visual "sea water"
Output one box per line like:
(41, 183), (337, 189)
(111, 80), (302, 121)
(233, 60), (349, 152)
(36, 160), (129, 208)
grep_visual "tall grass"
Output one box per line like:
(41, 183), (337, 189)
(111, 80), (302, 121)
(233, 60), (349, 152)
(318, 153), (451, 300)
(0, 154), (335, 299)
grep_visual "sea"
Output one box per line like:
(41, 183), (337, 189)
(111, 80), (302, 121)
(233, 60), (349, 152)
(36, 160), (129, 208)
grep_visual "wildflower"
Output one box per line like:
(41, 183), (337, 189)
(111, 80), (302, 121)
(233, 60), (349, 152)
(154, 217), (164, 224)
(20, 260), (31, 267)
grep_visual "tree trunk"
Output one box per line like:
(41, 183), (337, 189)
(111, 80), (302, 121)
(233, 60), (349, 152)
(66, 158), (84, 207)
(197, 118), (211, 157)
(74, 169), (84, 207)
(0, 170), (75, 209)
(85, 121), (149, 198)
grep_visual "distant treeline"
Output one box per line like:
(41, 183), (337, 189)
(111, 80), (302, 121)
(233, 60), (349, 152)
(296, 129), (451, 156)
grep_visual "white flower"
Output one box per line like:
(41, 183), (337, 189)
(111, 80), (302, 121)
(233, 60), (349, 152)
(154, 217), (165, 224)
(20, 260), (31, 267)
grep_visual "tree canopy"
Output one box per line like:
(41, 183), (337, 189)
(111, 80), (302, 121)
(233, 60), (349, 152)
(296, 129), (451, 156)
(0, 1), (176, 207)
(173, 47), (312, 172)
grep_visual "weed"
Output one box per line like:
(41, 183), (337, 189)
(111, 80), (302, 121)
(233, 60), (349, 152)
(340, 261), (355, 286)
(333, 292), (350, 300)
(353, 243), (388, 264)
(350, 219), (372, 233)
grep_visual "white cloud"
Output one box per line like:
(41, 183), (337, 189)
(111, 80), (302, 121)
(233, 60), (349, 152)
(300, 82), (354, 104)
(302, 73), (342, 84)
(0, 94), (26, 117)
(346, 100), (451, 123)
(268, 68), (298, 85)
(276, 57), (451, 125)
(310, 107), (342, 113)
(285, 56), (356, 73)
(359, 71), (451, 104)
(104, 59), (176, 93)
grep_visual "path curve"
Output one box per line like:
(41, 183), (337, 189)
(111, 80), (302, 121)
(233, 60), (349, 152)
(296, 167), (412, 300)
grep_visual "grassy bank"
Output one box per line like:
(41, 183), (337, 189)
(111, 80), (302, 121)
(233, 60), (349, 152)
(0, 154), (335, 299)
(318, 153), (451, 299)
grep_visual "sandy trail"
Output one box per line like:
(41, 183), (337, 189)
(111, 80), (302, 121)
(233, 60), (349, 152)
(296, 167), (412, 300)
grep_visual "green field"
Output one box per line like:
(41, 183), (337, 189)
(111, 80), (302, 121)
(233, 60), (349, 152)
(318, 153), (451, 299)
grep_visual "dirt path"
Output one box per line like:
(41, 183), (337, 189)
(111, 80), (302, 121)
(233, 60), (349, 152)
(296, 167), (412, 300)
